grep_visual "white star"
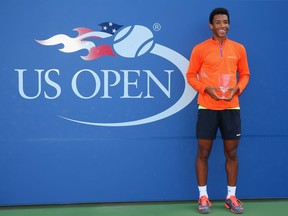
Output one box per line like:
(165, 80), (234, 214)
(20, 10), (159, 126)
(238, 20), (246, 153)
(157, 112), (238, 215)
(112, 29), (116, 33)
(103, 26), (107, 30)
(109, 22), (113, 26)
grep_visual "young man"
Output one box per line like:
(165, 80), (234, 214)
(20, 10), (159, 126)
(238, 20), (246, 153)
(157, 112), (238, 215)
(186, 8), (250, 214)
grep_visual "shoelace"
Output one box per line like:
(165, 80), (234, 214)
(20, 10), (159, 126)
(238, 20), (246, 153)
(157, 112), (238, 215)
(229, 196), (243, 207)
(199, 196), (212, 206)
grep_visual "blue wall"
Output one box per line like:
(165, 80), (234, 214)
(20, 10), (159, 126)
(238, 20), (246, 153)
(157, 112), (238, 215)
(0, 0), (287, 206)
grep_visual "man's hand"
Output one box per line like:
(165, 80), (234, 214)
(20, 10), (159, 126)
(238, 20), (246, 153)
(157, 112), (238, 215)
(224, 86), (240, 101)
(204, 86), (220, 101)
(204, 86), (240, 101)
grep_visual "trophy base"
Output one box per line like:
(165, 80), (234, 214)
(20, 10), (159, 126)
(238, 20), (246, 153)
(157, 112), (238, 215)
(216, 90), (229, 100)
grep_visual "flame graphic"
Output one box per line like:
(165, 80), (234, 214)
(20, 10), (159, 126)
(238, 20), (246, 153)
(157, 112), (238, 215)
(36, 27), (115, 60)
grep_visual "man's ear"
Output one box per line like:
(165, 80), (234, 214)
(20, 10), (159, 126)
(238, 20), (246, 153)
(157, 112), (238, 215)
(209, 23), (213, 30)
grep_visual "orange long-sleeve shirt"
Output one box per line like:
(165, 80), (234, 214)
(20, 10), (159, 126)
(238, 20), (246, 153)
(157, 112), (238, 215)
(186, 38), (250, 110)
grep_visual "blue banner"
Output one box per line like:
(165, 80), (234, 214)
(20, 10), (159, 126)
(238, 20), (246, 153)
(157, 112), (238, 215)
(0, 0), (287, 206)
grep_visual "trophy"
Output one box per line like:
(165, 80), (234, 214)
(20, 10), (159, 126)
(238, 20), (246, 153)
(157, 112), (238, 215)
(218, 74), (231, 99)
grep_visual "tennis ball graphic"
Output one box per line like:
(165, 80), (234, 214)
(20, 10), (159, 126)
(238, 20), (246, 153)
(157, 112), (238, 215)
(113, 25), (154, 58)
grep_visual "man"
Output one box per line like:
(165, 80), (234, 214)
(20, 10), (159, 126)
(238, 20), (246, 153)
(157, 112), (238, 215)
(186, 8), (250, 214)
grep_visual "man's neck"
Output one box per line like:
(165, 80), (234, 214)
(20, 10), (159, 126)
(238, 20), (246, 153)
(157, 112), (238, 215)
(212, 35), (227, 44)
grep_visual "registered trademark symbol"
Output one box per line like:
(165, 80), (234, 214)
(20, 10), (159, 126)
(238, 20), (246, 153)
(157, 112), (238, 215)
(153, 23), (161, 31)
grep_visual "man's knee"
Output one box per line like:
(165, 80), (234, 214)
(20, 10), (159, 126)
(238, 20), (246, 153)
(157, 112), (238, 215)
(225, 149), (238, 161)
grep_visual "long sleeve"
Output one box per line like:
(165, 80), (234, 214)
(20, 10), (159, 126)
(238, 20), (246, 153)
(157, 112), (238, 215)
(237, 45), (250, 95)
(186, 46), (207, 95)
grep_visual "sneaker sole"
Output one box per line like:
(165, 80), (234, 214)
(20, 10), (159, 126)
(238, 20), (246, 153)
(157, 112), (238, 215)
(198, 207), (210, 214)
(225, 203), (244, 214)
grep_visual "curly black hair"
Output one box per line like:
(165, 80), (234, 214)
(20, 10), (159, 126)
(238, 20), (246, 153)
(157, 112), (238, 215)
(209, 8), (230, 24)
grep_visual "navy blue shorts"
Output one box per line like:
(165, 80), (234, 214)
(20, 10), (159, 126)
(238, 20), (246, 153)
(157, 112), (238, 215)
(196, 109), (241, 140)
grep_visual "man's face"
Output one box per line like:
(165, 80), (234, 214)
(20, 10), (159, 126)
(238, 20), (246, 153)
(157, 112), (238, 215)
(209, 14), (230, 40)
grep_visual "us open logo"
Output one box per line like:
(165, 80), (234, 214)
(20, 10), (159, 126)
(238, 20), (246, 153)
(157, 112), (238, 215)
(16, 22), (196, 126)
